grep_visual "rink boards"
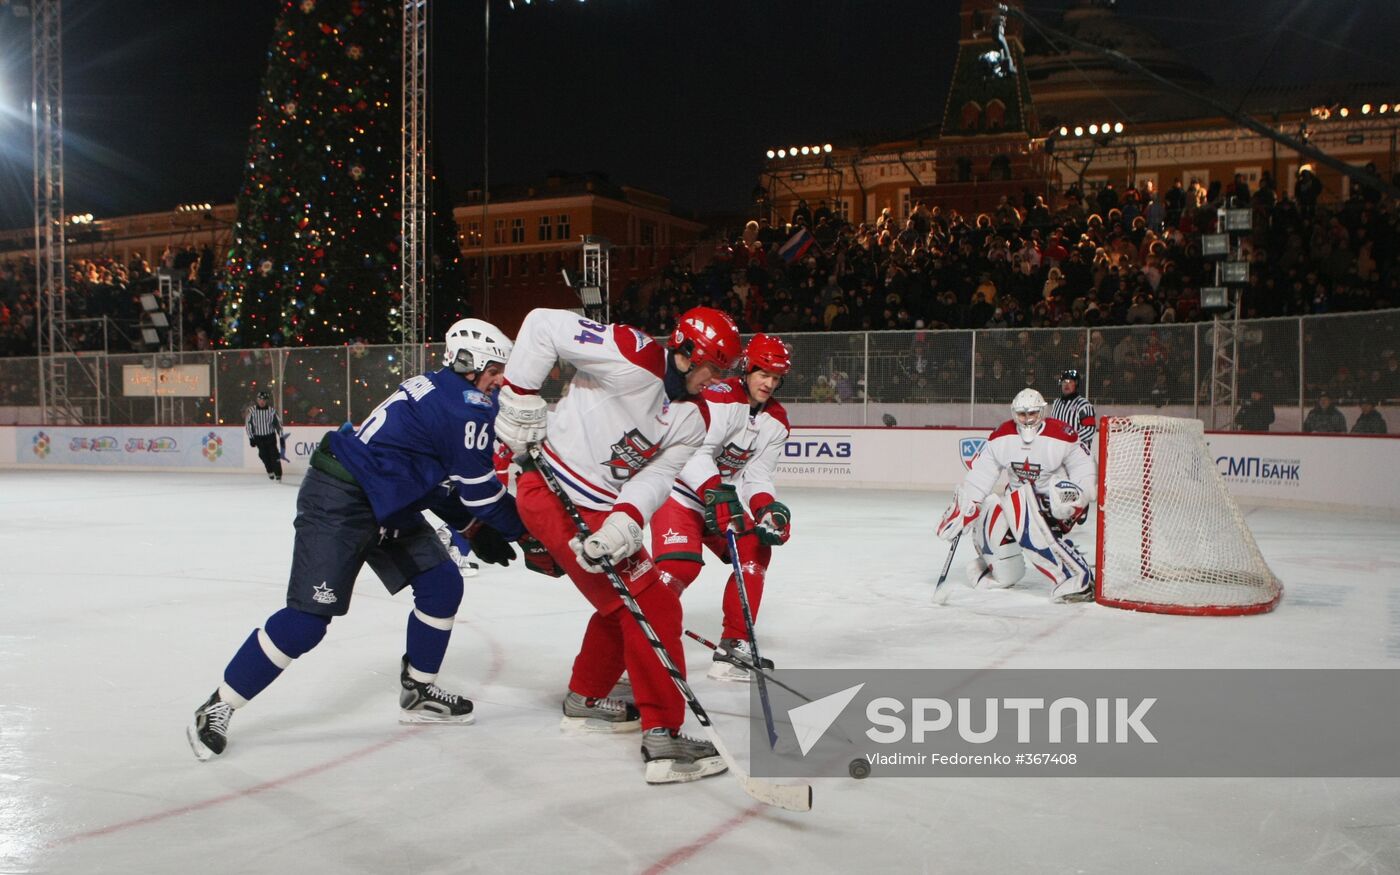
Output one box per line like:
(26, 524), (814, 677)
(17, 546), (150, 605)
(1, 423), (1395, 512)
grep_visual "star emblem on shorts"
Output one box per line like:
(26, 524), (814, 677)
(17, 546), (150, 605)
(312, 581), (337, 605)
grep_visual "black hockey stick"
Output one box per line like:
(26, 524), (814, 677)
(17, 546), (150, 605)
(931, 531), (962, 605)
(685, 630), (814, 703)
(724, 527), (778, 749)
(527, 444), (811, 812)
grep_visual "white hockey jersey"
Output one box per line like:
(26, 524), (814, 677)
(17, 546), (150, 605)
(672, 377), (791, 514)
(961, 417), (1098, 505)
(503, 308), (709, 522)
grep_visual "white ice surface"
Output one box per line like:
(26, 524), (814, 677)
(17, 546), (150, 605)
(3, 470), (1399, 874)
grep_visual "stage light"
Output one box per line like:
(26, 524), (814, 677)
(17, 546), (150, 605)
(823, 144), (832, 152)
(1089, 124), (1098, 135)
(1340, 107), (1350, 117)
(766, 149), (775, 159)
(800, 146), (810, 155)
(1381, 104), (1390, 114)
(1113, 122), (1124, 133)
(1073, 126), (1084, 137)
(1362, 103), (1372, 114)
(777, 149), (786, 158)
(1059, 126), (1068, 136)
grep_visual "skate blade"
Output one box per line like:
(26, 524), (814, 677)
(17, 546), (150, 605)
(1053, 589), (1095, 604)
(459, 565), (479, 579)
(186, 724), (217, 762)
(398, 710), (476, 725)
(707, 662), (753, 683)
(560, 715), (641, 734)
(644, 755), (728, 784)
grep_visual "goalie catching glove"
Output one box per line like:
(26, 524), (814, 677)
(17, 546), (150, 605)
(753, 501), (791, 546)
(936, 490), (980, 542)
(702, 481), (744, 535)
(494, 385), (548, 454)
(1048, 480), (1089, 521)
(570, 511), (645, 573)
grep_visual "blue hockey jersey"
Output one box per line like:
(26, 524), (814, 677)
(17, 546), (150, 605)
(327, 368), (524, 539)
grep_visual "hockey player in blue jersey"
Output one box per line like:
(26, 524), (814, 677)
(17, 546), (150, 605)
(188, 318), (559, 761)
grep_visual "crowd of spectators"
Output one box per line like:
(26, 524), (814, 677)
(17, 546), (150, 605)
(608, 165), (1399, 411)
(0, 245), (221, 359)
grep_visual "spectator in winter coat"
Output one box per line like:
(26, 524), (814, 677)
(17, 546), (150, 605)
(1351, 399), (1387, 434)
(1234, 388), (1275, 432)
(1302, 392), (1347, 433)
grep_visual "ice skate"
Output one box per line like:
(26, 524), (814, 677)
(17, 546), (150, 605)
(641, 727), (727, 784)
(707, 637), (773, 682)
(560, 691), (640, 733)
(187, 690), (234, 761)
(398, 656), (475, 724)
(1051, 573), (1094, 603)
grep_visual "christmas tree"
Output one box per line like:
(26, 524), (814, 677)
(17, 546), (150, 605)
(220, 0), (402, 347)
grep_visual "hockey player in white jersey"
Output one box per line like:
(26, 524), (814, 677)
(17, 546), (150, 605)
(494, 306), (743, 784)
(936, 388), (1098, 602)
(651, 333), (793, 681)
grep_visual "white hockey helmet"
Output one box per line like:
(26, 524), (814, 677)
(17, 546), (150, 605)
(1010, 388), (1047, 443)
(444, 318), (513, 375)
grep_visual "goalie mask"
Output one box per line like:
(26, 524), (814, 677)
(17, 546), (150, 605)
(1010, 388), (1047, 443)
(444, 318), (513, 376)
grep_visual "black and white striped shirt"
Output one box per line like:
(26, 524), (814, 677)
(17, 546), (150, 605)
(246, 406), (283, 440)
(1050, 394), (1096, 448)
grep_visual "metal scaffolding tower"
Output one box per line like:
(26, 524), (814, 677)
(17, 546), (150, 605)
(400, 0), (428, 377)
(580, 236), (611, 324)
(32, 0), (86, 423)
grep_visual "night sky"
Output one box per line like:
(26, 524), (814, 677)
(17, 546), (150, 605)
(0, 0), (1396, 232)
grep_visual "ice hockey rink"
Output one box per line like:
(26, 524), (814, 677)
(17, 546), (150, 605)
(4, 469), (1399, 874)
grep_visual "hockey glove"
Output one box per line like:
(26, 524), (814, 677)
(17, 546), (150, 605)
(463, 520), (517, 567)
(570, 511), (645, 574)
(494, 385), (548, 454)
(936, 490), (980, 542)
(753, 501), (792, 546)
(702, 482), (744, 535)
(1048, 480), (1089, 521)
(520, 534), (566, 578)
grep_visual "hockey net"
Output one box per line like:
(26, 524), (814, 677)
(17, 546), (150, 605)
(1095, 415), (1282, 615)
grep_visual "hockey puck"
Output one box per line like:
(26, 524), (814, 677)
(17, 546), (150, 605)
(848, 758), (871, 780)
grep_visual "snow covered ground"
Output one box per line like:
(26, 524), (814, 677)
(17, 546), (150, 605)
(3, 469), (1398, 874)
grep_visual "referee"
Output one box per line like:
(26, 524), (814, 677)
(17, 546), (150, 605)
(246, 391), (284, 481)
(1050, 369), (1096, 449)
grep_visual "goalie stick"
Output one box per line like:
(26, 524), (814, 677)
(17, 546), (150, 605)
(725, 526), (778, 750)
(931, 531), (962, 605)
(527, 444), (812, 813)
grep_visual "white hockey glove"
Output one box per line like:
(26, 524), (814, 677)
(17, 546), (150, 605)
(1048, 480), (1089, 521)
(936, 490), (980, 541)
(570, 511), (645, 573)
(494, 385), (548, 453)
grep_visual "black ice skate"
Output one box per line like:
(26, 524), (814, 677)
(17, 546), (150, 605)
(640, 727), (727, 784)
(708, 637), (774, 682)
(187, 690), (234, 761)
(399, 656), (475, 724)
(560, 691), (641, 733)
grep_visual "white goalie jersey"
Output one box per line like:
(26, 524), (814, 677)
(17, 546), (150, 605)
(503, 308), (709, 521)
(961, 418), (1097, 507)
(672, 377), (791, 515)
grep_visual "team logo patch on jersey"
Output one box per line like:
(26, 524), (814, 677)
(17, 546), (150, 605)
(606, 429), (660, 480)
(709, 382), (734, 393)
(959, 437), (986, 470)
(463, 389), (493, 408)
(1009, 459), (1042, 483)
(716, 441), (755, 477)
(628, 327), (653, 353)
(662, 528), (689, 546)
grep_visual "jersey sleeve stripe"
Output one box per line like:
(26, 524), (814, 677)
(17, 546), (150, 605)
(449, 471), (501, 485)
(456, 484), (508, 507)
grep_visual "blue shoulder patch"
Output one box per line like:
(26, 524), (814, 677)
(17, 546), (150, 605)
(463, 389), (494, 409)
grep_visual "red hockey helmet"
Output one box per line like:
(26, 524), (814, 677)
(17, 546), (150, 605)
(744, 333), (792, 376)
(670, 307), (741, 371)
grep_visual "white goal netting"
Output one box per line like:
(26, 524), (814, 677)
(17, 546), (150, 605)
(1096, 415), (1282, 615)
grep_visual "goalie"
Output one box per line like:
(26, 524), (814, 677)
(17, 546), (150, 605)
(936, 389), (1098, 602)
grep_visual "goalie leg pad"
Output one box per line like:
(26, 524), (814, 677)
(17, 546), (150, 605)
(1020, 504), (1095, 601)
(987, 540), (1025, 588)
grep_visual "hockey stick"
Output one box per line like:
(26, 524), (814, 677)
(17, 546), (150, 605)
(724, 527), (777, 749)
(931, 531), (962, 605)
(685, 630), (815, 704)
(527, 444), (812, 813)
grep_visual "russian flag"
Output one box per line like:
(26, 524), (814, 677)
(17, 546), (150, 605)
(778, 227), (815, 263)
